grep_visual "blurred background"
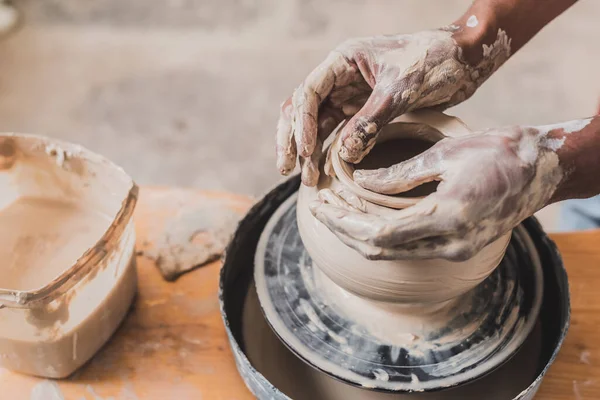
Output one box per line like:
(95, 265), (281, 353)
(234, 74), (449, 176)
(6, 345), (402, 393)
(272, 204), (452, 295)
(0, 0), (598, 231)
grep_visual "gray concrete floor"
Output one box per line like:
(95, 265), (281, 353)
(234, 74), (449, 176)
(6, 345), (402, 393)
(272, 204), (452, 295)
(1, 0), (599, 229)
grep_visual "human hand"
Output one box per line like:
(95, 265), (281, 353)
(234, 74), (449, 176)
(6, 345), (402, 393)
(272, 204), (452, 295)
(309, 125), (564, 261)
(276, 28), (511, 186)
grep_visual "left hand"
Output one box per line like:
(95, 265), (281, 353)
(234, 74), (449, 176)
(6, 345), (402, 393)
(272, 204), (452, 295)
(309, 125), (563, 261)
(276, 28), (511, 186)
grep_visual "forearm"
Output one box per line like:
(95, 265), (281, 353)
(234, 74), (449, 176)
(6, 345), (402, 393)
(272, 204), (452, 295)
(452, 0), (577, 65)
(543, 117), (600, 202)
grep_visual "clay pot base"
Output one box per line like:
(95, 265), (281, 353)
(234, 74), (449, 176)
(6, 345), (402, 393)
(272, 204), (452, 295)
(254, 194), (544, 392)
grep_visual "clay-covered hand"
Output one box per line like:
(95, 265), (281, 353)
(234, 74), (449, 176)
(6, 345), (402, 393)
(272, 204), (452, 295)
(309, 126), (563, 261)
(276, 28), (511, 186)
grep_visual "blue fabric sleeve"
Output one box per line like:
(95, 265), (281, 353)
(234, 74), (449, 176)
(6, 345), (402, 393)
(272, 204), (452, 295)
(559, 196), (600, 231)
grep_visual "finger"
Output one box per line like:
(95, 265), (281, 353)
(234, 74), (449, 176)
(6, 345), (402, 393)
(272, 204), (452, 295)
(310, 198), (470, 261)
(309, 201), (388, 243)
(328, 230), (384, 260)
(333, 231), (458, 261)
(371, 197), (460, 247)
(353, 149), (443, 195)
(311, 195), (455, 247)
(384, 236), (481, 262)
(276, 98), (296, 175)
(300, 107), (344, 186)
(335, 189), (368, 212)
(309, 206), (466, 261)
(301, 136), (322, 186)
(317, 189), (355, 211)
(338, 86), (399, 163)
(370, 237), (469, 261)
(317, 188), (367, 213)
(324, 143), (335, 178)
(292, 54), (342, 158)
(339, 67), (430, 163)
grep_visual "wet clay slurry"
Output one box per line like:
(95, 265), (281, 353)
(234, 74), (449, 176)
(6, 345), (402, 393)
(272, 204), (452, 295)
(0, 133), (138, 378)
(244, 282), (543, 400)
(0, 197), (112, 291)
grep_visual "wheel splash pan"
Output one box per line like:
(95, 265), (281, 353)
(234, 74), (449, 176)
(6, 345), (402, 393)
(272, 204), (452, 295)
(219, 175), (570, 400)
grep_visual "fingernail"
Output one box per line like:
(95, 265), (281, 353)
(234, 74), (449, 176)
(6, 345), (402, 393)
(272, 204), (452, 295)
(277, 158), (294, 176)
(308, 201), (322, 215)
(343, 136), (361, 151)
(339, 146), (356, 163)
(340, 144), (361, 163)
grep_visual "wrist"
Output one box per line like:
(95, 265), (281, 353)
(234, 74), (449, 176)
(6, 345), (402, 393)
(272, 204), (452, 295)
(450, 4), (503, 66)
(538, 117), (600, 203)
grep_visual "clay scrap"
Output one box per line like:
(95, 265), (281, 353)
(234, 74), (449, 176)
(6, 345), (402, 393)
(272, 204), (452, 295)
(138, 189), (252, 281)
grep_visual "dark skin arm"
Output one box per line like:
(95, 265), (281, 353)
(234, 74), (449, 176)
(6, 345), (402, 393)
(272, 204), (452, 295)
(551, 117), (600, 201)
(454, 0), (578, 64)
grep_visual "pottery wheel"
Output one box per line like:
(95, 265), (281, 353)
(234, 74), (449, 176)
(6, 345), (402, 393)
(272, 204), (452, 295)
(254, 194), (544, 392)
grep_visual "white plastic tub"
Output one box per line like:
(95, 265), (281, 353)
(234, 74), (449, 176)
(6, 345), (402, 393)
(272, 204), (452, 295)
(0, 133), (138, 378)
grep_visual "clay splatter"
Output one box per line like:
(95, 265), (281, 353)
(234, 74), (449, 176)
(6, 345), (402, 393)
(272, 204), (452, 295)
(30, 380), (65, 400)
(140, 196), (246, 281)
(466, 15), (479, 27)
(580, 350), (591, 365)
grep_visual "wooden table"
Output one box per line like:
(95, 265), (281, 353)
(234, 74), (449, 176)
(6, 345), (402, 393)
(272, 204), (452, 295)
(1, 187), (599, 399)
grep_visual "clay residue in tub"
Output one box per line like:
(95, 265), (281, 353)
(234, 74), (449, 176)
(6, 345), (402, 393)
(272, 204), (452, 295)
(0, 197), (113, 292)
(42, 143), (88, 176)
(30, 380), (65, 400)
(0, 137), (16, 170)
(140, 202), (242, 281)
(27, 296), (70, 332)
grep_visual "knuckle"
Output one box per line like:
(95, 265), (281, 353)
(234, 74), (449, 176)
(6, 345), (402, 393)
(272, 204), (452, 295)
(361, 247), (383, 260)
(446, 244), (476, 262)
(370, 223), (391, 244)
(451, 216), (469, 232)
(352, 117), (379, 140)
(336, 38), (362, 54)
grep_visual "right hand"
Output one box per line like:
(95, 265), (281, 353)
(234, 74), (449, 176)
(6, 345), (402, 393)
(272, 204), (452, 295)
(309, 124), (564, 261)
(276, 28), (511, 186)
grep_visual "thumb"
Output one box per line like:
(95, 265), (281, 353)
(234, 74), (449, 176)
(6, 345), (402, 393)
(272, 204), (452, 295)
(353, 149), (442, 195)
(338, 85), (402, 163)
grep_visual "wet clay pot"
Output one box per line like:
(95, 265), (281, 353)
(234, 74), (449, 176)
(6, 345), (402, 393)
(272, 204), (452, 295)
(297, 110), (512, 304)
(221, 176), (569, 398)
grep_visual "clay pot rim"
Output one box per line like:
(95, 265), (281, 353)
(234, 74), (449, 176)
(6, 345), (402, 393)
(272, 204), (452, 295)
(331, 110), (471, 209)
